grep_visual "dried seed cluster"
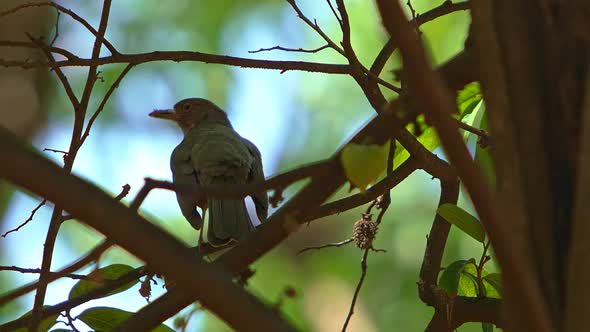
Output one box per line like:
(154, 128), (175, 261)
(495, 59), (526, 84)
(353, 216), (378, 249)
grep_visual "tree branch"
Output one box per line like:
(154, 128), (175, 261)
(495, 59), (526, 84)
(0, 241), (111, 307)
(0, 51), (352, 74)
(0, 1), (118, 55)
(0, 268), (144, 331)
(418, 179), (459, 305)
(30, 1), (115, 328)
(0, 126), (294, 331)
(115, 36), (476, 329)
(0, 266), (87, 280)
(375, 1), (550, 331)
(1, 199), (46, 237)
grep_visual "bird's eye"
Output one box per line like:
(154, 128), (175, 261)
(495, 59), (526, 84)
(182, 103), (191, 111)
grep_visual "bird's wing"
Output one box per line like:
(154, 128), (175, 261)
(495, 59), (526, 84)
(170, 141), (203, 230)
(189, 125), (252, 184)
(241, 138), (268, 223)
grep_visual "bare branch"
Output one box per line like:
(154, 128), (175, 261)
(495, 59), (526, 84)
(249, 44), (330, 54)
(0, 51), (351, 75)
(456, 118), (492, 147)
(30, 1), (115, 328)
(0, 265), (87, 280)
(0, 241), (111, 307)
(375, 1), (550, 330)
(370, 1), (471, 76)
(0, 1), (118, 55)
(79, 64), (135, 147)
(0, 126), (295, 331)
(0, 268), (144, 331)
(297, 238), (353, 255)
(326, 0), (343, 27)
(49, 10), (60, 46)
(342, 248), (370, 331)
(0, 40), (77, 59)
(1, 199), (46, 237)
(28, 35), (79, 108)
(62, 184), (130, 221)
(285, 0), (345, 55)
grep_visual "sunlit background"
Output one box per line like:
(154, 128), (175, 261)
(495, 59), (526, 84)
(0, 0), (486, 331)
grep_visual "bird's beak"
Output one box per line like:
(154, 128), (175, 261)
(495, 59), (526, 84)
(149, 109), (176, 120)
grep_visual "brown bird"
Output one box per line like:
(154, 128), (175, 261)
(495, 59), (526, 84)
(149, 98), (268, 246)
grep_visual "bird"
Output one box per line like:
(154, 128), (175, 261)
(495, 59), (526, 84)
(149, 98), (268, 247)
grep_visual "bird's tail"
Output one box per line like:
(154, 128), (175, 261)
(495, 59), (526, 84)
(207, 195), (253, 247)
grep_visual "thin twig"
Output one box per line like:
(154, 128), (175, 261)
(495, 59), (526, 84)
(369, 1), (471, 77)
(43, 147), (68, 155)
(0, 1), (118, 55)
(30, 1), (114, 329)
(326, 0), (343, 27)
(342, 138), (395, 331)
(342, 248), (370, 331)
(298, 238), (353, 255)
(28, 35), (79, 108)
(62, 310), (79, 332)
(49, 10), (60, 46)
(0, 266), (88, 280)
(249, 44), (330, 54)
(0, 267), (144, 331)
(0, 40), (77, 60)
(475, 239), (491, 297)
(285, 0), (345, 56)
(62, 184), (130, 221)
(406, 0), (418, 21)
(456, 118), (492, 146)
(79, 64), (135, 146)
(2, 199), (46, 237)
(0, 240), (111, 307)
(361, 66), (402, 93)
(306, 158), (416, 222)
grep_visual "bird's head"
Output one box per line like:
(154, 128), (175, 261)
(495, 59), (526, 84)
(149, 98), (231, 134)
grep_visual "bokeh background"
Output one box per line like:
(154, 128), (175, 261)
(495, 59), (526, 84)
(0, 0), (487, 331)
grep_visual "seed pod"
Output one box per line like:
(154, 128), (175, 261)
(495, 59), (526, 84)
(353, 216), (378, 249)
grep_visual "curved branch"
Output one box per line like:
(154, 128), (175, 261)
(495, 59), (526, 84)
(0, 1), (118, 55)
(0, 127), (294, 332)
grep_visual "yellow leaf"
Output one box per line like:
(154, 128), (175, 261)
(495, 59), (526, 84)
(340, 142), (389, 191)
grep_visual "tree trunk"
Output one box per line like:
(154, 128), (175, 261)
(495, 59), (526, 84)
(471, 1), (590, 330)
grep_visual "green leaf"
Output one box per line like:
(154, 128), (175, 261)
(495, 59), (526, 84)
(340, 141), (390, 191)
(393, 126), (439, 168)
(69, 264), (137, 300)
(437, 203), (485, 243)
(475, 110), (496, 187)
(483, 273), (502, 299)
(78, 307), (174, 332)
(459, 99), (482, 120)
(461, 259), (479, 278)
(13, 306), (58, 332)
(460, 100), (484, 142)
(439, 259), (475, 296)
(458, 270), (479, 297)
(482, 322), (494, 332)
(457, 260), (480, 297)
(457, 82), (482, 117)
